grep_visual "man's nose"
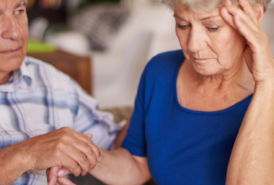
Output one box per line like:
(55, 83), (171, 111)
(0, 15), (22, 40)
(187, 28), (207, 53)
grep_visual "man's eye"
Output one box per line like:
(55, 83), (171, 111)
(177, 25), (190, 30)
(14, 9), (25, 15)
(207, 27), (219, 32)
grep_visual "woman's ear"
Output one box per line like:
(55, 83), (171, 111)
(254, 3), (264, 26)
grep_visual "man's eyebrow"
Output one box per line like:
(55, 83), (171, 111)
(173, 14), (220, 21)
(15, 0), (28, 8)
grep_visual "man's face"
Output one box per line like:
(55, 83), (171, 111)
(0, 0), (28, 79)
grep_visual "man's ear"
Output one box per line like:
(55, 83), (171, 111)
(254, 3), (264, 26)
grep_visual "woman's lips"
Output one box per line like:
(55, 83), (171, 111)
(0, 48), (21, 54)
(192, 57), (213, 62)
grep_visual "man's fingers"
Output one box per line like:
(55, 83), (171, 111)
(65, 137), (99, 171)
(89, 143), (102, 162)
(60, 144), (91, 176)
(47, 167), (59, 185)
(73, 132), (102, 161)
(85, 133), (93, 139)
(59, 154), (82, 177)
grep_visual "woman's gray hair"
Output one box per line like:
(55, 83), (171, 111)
(162, 0), (272, 12)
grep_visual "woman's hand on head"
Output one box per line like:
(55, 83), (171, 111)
(220, 0), (274, 88)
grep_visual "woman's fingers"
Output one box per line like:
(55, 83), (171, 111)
(58, 167), (71, 176)
(220, 7), (236, 29)
(220, 0), (262, 50)
(47, 167), (60, 185)
(57, 176), (76, 185)
(238, 0), (258, 24)
(47, 167), (73, 185)
(224, 1), (259, 32)
(233, 15), (257, 45)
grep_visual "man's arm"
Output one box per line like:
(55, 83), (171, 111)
(0, 141), (30, 185)
(0, 127), (101, 185)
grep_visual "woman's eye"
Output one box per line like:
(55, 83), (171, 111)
(207, 27), (219, 32)
(177, 25), (190, 30)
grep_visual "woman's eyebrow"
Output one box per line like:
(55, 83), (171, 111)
(173, 14), (187, 21)
(200, 15), (220, 21)
(173, 14), (220, 21)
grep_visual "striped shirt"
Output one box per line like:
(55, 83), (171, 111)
(0, 56), (122, 185)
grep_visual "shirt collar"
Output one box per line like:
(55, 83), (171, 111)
(0, 57), (35, 93)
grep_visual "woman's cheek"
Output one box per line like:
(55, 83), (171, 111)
(176, 31), (188, 52)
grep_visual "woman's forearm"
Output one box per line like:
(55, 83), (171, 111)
(226, 84), (274, 185)
(90, 148), (151, 185)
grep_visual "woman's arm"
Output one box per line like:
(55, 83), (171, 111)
(226, 84), (274, 185)
(221, 0), (274, 184)
(48, 148), (151, 185)
(91, 148), (151, 185)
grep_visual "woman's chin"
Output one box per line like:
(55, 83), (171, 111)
(192, 66), (219, 76)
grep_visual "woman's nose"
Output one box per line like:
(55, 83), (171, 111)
(0, 15), (22, 40)
(187, 28), (207, 53)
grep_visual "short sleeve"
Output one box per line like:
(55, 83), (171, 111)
(122, 68), (147, 157)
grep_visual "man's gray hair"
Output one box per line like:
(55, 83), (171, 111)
(162, 0), (272, 12)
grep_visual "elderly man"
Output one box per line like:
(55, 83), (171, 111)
(0, 0), (123, 184)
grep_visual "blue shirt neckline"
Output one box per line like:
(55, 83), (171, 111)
(173, 58), (253, 115)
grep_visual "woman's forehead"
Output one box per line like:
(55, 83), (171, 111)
(174, 7), (221, 21)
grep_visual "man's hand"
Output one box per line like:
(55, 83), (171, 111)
(23, 127), (101, 177)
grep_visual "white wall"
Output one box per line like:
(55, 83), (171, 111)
(262, 3), (274, 55)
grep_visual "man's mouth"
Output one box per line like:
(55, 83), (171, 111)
(0, 47), (21, 54)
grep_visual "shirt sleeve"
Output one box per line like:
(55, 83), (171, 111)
(70, 80), (122, 150)
(122, 69), (147, 157)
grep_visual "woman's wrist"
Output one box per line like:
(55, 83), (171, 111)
(254, 73), (274, 91)
(254, 81), (274, 99)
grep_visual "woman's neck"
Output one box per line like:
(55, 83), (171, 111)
(177, 58), (255, 111)
(184, 58), (255, 96)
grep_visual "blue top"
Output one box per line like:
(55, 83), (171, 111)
(122, 50), (253, 185)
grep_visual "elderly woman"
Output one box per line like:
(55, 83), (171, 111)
(48, 0), (274, 184)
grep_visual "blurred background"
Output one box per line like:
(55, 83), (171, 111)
(26, 0), (274, 109)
